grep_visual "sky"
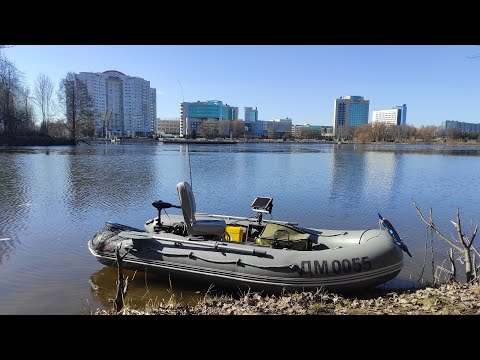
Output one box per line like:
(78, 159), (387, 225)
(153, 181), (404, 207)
(2, 45), (480, 127)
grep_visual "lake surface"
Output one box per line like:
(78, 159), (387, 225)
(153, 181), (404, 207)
(1, 142), (479, 314)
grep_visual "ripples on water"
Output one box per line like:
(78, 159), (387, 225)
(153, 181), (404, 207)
(0, 142), (479, 313)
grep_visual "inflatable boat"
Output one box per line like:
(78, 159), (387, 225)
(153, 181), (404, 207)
(88, 182), (411, 292)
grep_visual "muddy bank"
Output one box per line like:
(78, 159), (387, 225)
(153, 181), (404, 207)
(96, 283), (480, 315)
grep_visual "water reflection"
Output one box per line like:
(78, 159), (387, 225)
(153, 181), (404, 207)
(89, 267), (205, 310)
(64, 146), (158, 220)
(1, 142), (480, 313)
(0, 154), (32, 264)
(328, 145), (367, 206)
(362, 151), (398, 203)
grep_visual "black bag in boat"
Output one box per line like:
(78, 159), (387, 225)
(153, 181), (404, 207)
(255, 223), (310, 251)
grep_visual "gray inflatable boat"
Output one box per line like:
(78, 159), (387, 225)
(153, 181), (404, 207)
(88, 182), (410, 292)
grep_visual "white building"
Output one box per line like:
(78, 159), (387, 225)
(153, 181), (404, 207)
(76, 70), (156, 137)
(372, 104), (407, 126)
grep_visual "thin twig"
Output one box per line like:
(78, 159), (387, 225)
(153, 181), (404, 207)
(468, 224), (478, 248)
(430, 209), (435, 285)
(412, 201), (463, 252)
(418, 224), (429, 282)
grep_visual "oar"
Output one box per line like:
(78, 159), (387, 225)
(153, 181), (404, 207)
(195, 213), (298, 226)
(117, 231), (267, 257)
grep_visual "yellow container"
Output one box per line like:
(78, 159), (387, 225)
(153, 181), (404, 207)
(225, 226), (244, 242)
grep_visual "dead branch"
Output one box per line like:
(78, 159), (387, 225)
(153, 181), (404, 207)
(453, 209), (468, 248)
(114, 244), (132, 312)
(430, 209), (435, 284)
(412, 201), (463, 252)
(468, 224), (478, 248)
(473, 253), (478, 278)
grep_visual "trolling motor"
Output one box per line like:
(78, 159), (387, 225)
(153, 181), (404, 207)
(152, 200), (181, 232)
(378, 213), (412, 257)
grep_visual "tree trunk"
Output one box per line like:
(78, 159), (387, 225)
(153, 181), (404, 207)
(114, 246), (128, 312)
(465, 247), (473, 282)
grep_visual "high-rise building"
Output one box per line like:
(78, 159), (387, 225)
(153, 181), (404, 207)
(244, 107), (258, 122)
(394, 104), (407, 125)
(180, 100), (239, 136)
(333, 96), (369, 136)
(76, 70), (156, 137)
(442, 120), (480, 133)
(372, 104), (407, 126)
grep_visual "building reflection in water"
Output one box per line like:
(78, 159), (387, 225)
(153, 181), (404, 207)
(362, 151), (398, 204)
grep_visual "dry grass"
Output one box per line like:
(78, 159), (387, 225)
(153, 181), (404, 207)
(94, 282), (480, 315)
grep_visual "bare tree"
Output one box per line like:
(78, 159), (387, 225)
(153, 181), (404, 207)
(371, 122), (387, 142)
(336, 125), (355, 141)
(446, 128), (461, 141)
(416, 125), (436, 142)
(57, 72), (94, 141)
(0, 56), (32, 135)
(18, 86), (35, 133)
(267, 124), (277, 139)
(354, 124), (373, 143)
(296, 127), (321, 140)
(33, 73), (54, 135)
(413, 200), (479, 283)
(199, 119), (219, 138)
(230, 120), (245, 138)
(218, 119), (230, 137)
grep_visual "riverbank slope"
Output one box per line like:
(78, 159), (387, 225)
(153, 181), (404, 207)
(96, 283), (480, 315)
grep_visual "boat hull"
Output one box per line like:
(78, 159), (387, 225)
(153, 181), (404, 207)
(88, 222), (404, 292)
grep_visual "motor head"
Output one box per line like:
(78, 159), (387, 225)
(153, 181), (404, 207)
(152, 200), (181, 211)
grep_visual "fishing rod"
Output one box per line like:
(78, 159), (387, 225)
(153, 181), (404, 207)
(178, 79), (193, 189)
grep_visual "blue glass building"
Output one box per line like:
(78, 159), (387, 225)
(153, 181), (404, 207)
(180, 100), (239, 136)
(333, 96), (370, 137)
(244, 107), (258, 122)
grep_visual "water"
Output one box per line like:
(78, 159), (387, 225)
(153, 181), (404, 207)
(1, 141), (479, 314)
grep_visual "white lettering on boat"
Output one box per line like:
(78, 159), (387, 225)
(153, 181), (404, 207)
(301, 257), (371, 276)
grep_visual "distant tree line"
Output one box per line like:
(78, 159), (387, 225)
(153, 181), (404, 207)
(0, 50), (94, 143)
(334, 124), (480, 143)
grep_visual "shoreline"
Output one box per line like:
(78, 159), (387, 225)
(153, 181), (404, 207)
(0, 134), (74, 146)
(2, 134), (479, 147)
(95, 282), (480, 315)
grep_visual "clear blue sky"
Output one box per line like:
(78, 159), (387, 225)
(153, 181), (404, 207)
(3, 45), (480, 126)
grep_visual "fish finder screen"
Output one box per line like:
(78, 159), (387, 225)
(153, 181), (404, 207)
(251, 197), (273, 211)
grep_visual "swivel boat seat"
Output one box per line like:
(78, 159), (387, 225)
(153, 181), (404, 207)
(176, 181), (226, 237)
